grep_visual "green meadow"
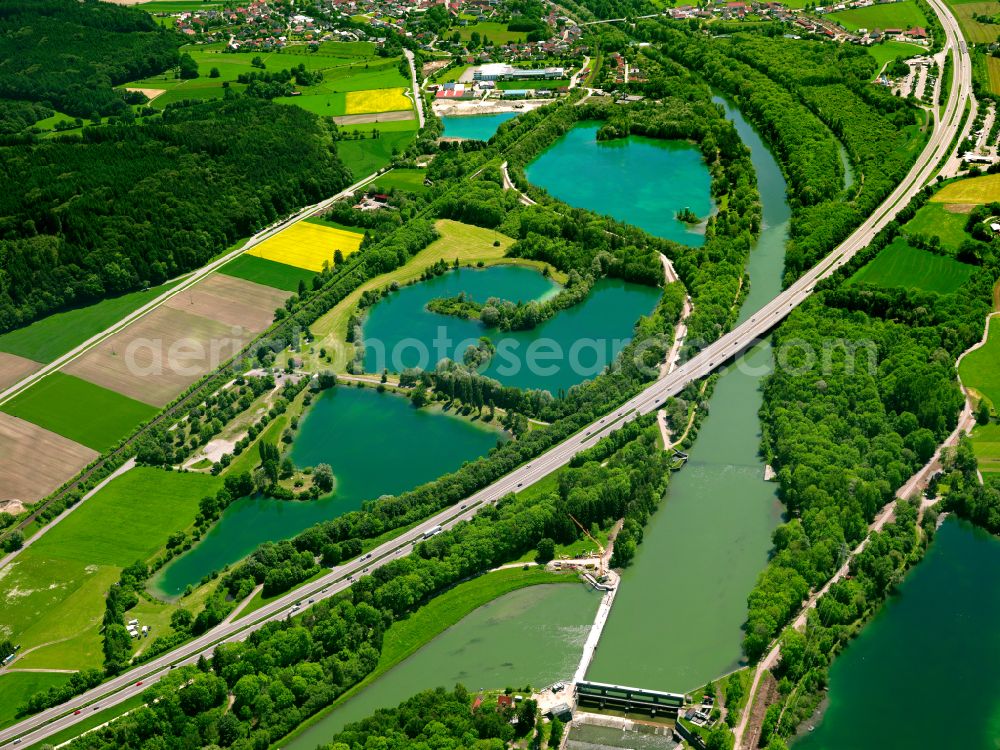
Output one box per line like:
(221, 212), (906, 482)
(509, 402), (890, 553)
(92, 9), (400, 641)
(904, 202), (972, 251)
(370, 168), (430, 194)
(336, 131), (417, 176)
(1, 373), (157, 452)
(220, 255), (315, 293)
(455, 21), (532, 45)
(0, 469), (220, 681)
(848, 238), (977, 294)
(960, 317), (1000, 412)
(866, 40), (927, 69)
(970, 422), (1000, 476)
(827, 0), (928, 31)
(0, 672), (72, 728)
(0, 282), (177, 364)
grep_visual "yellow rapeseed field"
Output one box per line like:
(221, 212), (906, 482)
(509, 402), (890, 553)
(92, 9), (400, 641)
(344, 87), (412, 115)
(248, 221), (364, 273)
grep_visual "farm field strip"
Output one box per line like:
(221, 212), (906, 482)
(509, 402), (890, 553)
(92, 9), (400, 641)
(344, 87), (412, 115)
(0, 353), (41, 392)
(0, 372), (158, 452)
(247, 219), (364, 272)
(0, 414), (98, 504)
(219, 255), (316, 293)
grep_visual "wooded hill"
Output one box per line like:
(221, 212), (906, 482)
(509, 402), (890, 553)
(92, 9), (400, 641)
(0, 97), (352, 332)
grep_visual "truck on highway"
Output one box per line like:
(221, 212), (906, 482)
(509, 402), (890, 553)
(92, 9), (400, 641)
(422, 525), (443, 539)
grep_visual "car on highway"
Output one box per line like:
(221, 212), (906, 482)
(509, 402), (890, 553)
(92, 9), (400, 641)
(74, 710), (81, 715)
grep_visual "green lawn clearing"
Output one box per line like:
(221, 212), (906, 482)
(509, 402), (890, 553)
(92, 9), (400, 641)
(0, 671), (73, 729)
(903, 202), (973, 251)
(219, 255), (316, 293)
(866, 40), (927, 69)
(370, 168), (430, 194)
(960, 316), (1000, 412)
(0, 553), (120, 672)
(0, 372), (158, 452)
(847, 238), (977, 294)
(827, 0), (928, 31)
(0, 281), (177, 364)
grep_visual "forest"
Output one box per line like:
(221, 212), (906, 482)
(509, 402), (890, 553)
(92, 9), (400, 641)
(0, 97), (351, 331)
(0, 0), (179, 119)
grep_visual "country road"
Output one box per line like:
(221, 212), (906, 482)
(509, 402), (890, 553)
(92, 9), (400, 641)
(0, 0), (974, 742)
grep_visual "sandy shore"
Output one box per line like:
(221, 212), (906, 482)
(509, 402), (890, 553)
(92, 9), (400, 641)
(431, 98), (553, 117)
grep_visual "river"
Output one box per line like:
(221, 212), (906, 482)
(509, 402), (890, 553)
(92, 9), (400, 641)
(794, 518), (1000, 749)
(585, 97), (790, 692)
(361, 265), (662, 394)
(152, 387), (501, 596)
(284, 582), (600, 749)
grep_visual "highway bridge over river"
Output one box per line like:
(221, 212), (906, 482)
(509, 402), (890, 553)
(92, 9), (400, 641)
(0, 0), (974, 743)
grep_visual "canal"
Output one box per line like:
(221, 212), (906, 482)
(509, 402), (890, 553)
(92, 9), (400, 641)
(585, 97), (790, 692)
(284, 582), (600, 749)
(794, 518), (1000, 749)
(152, 387), (501, 596)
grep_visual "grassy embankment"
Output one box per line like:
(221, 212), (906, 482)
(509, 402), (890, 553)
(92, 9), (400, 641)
(306, 219), (565, 371)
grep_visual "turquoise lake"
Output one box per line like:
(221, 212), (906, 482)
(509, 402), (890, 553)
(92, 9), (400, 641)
(524, 122), (714, 246)
(152, 387), (500, 596)
(361, 265), (662, 394)
(441, 112), (518, 140)
(795, 518), (1000, 749)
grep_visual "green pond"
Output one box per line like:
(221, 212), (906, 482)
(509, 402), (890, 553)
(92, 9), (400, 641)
(524, 122), (714, 246)
(586, 96), (791, 692)
(794, 518), (1000, 749)
(441, 112), (518, 141)
(361, 265), (662, 394)
(152, 387), (501, 596)
(284, 582), (600, 749)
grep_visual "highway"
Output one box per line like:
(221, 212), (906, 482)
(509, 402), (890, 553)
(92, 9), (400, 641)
(0, 1), (973, 745)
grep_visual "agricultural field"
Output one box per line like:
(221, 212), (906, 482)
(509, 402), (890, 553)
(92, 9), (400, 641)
(960, 316), (1000, 411)
(248, 220), (364, 272)
(307, 219), (561, 370)
(0, 469), (220, 676)
(903, 201), (972, 250)
(0, 372), (157, 453)
(454, 21), (534, 45)
(989, 55), (1000, 95)
(866, 40), (927, 68)
(847, 238), (977, 293)
(126, 41), (409, 115)
(220, 255), (316, 293)
(0, 353), (40, 392)
(344, 87), (411, 114)
(369, 168), (431, 194)
(0, 413), (97, 503)
(0, 281), (177, 365)
(945, 0), (1000, 43)
(63, 277), (287, 407)
(931, 173), (1000, 203)
(826, 0), (929, 31)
